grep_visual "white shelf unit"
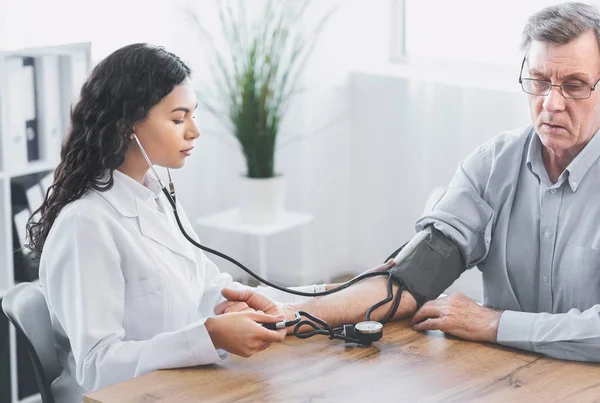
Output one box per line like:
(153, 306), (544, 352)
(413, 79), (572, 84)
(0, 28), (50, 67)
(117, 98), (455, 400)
(1, 178), (9, 296)
(0, 42), (92, 403)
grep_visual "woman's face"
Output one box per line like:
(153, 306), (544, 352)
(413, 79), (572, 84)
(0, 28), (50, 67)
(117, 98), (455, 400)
(132, 79), (200, 169)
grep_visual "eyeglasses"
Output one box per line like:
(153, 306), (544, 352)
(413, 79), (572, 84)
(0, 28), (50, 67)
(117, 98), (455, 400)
(518, 56), (600, 100)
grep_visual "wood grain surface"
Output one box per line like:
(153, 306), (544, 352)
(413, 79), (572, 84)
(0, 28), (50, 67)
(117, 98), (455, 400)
(84, 321), (600, 402)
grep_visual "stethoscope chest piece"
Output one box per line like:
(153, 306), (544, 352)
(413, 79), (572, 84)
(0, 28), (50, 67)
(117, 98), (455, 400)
(343, 321), (383, 345)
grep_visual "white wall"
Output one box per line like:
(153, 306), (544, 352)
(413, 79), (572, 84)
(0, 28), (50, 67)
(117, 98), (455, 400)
(0, 0), (174, 60)
(170, 1), (532, 297)
(169, 0), (393, 283)
(1, 0), (534, 297)
(348, 71), (530, 299)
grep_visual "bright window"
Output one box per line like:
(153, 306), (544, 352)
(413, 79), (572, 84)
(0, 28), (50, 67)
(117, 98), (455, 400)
(398, 0), (583, 66)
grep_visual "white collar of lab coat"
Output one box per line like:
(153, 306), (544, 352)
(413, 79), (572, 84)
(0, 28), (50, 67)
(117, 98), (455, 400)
(98, 170), (196, 262)
(94, 170), (159, 218)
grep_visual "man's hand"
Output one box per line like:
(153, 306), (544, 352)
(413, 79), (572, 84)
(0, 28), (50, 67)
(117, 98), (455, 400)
(410, 292), (501, 343)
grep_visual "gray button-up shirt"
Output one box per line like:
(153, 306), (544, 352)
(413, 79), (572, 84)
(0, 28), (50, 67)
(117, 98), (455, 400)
(416, 125), (600, 362)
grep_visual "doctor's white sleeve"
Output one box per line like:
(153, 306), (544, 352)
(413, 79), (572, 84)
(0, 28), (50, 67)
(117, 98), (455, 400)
(42, 206), (224, 393)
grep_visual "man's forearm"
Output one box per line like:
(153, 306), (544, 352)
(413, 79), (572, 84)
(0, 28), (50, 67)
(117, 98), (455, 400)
(289, 277), (417, 329)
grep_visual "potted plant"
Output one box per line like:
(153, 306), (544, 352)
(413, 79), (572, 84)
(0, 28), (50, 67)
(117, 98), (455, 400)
(188, 0), (335, 224)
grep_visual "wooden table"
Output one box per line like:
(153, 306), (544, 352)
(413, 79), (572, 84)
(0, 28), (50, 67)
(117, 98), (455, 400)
(84, 321), (600, 402)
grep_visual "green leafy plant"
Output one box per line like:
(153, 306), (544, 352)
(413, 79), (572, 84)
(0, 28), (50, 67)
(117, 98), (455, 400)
(188, 0), (335, 178)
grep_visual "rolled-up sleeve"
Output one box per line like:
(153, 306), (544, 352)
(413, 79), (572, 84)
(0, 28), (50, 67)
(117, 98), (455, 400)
(497, 307), (600, 362)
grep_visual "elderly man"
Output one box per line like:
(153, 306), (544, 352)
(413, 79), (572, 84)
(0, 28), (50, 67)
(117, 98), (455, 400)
(219, 2), (600, 362)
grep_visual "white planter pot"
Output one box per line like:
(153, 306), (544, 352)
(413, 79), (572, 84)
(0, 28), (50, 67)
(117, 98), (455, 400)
(238, 176), (286, 225)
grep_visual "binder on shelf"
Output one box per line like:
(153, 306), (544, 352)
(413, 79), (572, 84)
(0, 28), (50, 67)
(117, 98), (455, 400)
(5, 57), (29, 170)
(13, 208), (31, 255)
(40, 172), (54, 196)
(11, 176), (42, 284)
(12, 208), (38, 283)
(36, 55), (63, 163)
(59, 51), (89, 133)
(21, 59), (36, 122)
(22, 57), (40, 162)
(25, 184), (44, 218)
(71, 51), (89, 97)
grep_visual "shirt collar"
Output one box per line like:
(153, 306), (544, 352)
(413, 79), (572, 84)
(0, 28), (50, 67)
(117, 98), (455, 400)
(96, 170), (162, 217)
(527, 127), (600, 192)
(114, 170), (161, 200)
(526, 130), (551, 185)
(563, 127), (600, 192)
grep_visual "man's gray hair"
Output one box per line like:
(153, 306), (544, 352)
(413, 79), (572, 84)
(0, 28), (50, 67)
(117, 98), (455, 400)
(521, 2), (600, 53)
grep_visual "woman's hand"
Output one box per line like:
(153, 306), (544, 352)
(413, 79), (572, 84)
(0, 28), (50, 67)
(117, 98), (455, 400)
(205, 311), (287, 358)
(215, 288), (286, 317)
(216, 288), (300, 334)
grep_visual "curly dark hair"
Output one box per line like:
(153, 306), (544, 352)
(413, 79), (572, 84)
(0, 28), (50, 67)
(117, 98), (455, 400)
(26, 43), (191, 257)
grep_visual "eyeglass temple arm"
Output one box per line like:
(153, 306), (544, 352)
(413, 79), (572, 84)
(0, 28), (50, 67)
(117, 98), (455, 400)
(518, 56), (526, 84)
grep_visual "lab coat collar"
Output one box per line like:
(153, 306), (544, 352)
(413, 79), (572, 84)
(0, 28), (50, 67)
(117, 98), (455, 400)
(96, 170), (140, 218)
(97, 170), (196, 262)
(100, 170), (162, 216)
(136, 196), (196, 262)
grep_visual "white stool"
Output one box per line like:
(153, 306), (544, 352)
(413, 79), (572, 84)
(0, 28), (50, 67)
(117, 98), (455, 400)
(195, 209), (322, 285)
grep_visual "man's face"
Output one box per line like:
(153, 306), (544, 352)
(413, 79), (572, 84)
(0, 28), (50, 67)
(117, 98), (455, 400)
(526, 30), (600, 155)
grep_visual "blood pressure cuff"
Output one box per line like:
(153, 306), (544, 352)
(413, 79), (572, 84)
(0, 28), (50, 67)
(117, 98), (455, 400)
(388, 227), (465, 308)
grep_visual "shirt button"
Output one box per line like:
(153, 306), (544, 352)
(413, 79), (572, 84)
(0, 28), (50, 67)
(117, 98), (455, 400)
(550, 188), (557, 194)
(543, 276), (549, 283)
(572, 181), (578, 188)
(544, 231), (551, 239)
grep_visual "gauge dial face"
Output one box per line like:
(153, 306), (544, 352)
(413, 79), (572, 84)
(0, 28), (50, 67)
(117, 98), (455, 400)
(355, 321), (383, 334)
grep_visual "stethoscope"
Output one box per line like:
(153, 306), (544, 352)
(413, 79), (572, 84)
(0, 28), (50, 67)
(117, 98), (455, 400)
(132, 134), (407, 346)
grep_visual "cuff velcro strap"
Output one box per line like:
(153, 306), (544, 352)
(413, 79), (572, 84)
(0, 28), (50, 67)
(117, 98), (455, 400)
(387, 227), (465, 307)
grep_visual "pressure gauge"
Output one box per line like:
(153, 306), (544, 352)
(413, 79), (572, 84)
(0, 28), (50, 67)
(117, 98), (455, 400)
(355, 321), (383, 344)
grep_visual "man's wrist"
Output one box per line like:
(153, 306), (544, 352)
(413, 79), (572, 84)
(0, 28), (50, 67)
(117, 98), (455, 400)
(400, 290), (418, 318)
(281, 303), (302, 334)
(484, 308), (502, 343)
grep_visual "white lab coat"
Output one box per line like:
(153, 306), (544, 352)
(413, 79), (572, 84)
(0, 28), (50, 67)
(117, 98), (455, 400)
(39, 170), (316, 403)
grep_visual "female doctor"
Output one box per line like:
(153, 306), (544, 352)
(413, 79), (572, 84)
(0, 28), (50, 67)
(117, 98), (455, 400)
(26, 43), (322, 403)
